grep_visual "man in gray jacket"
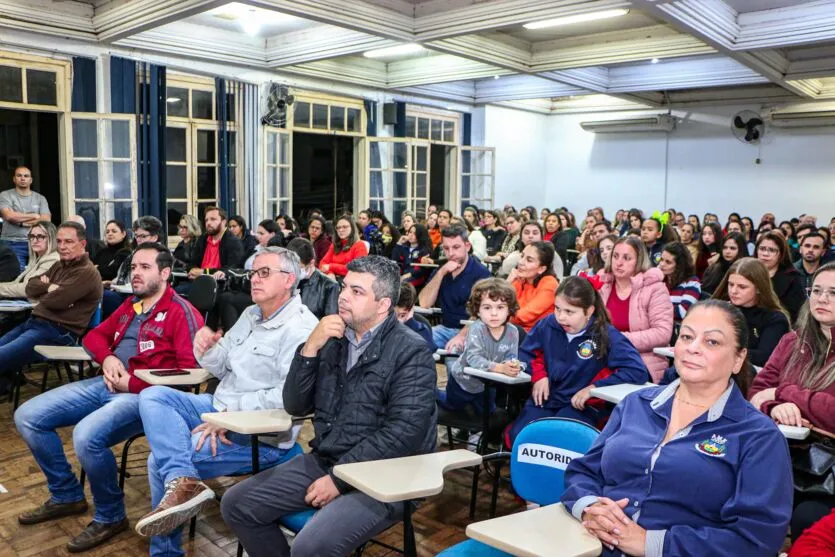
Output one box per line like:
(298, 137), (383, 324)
(132, 247), (318, 557)
(221, 256), (437, 557)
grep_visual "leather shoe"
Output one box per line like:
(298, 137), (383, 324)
(18, 499), (88, 525)
(67, 518), (129, 553)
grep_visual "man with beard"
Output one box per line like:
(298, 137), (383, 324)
(187, 206), (245, 281)
(14, 243), (202, 553)
(132, 247), (318, 557)
(795, 231), (828, 290)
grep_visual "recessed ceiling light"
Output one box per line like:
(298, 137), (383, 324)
(493, 75), (500, 80)
(241, 9), (260, 36)
(363, 43), (424, 58)
(524, 8), (630, 30)
(651, 57), (660, 64)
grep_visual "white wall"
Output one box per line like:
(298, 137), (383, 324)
(487, 104), (835, 223)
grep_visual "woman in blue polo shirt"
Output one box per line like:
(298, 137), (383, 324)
(561, 300), (792, 557)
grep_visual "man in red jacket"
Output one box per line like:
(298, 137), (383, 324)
(14, 243), (203, 553)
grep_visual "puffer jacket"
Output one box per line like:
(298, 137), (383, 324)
(298, 269), (339, 319)
(284, 311), (437, 492)
(598, 267), (674, 382)
(0, 250), (59, 300)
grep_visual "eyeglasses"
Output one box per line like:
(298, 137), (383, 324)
(246, 267), (291, 280)
(178, 225), (188, 230)
(757, 246), (780, 255)
(28, 234), (47, 241)
(808, 287), (835, 301)
(134, 233), (152, 240)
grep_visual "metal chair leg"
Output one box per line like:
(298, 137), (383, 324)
(188, 516), (197, 540)
(119, 434), (143, 490)
(446, 425), (454, 449)
(12, 369), (23, 410)
(403, 501), (417, 557)
(80, 468), (86, 488)
(490, 461), (502, 518)
(469, 464), (480, 519)
(39, 364), (52, 393)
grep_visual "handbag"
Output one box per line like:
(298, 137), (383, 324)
(792, 440), (835, 495)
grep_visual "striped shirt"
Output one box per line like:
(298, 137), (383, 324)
(668, 275), (701, 323)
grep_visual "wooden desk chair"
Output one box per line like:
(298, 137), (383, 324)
(438, 418), (600, 555)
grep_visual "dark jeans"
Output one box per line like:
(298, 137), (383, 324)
(221, 453), (402, 557)
(0, 318), (77, 380)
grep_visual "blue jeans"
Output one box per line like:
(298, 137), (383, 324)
(432, 325), (461, 350)
(139, 386), (301, 557)
(13, 377), (143, 524)
(6, 240), (28, 272)
(0, 318), (77, 380)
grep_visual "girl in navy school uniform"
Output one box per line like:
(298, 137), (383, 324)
(506, 275), (650, 445)
(640, 213), (675, 267)
(561, 299), (793, 557)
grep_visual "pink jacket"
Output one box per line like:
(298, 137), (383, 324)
(598, 267), (674, 382)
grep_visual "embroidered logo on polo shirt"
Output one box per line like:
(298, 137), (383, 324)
(695, 434), (727, 458)
(652, 251), (662, 265)
(577, 340), (596, 360)
(155, 311), (167, 322)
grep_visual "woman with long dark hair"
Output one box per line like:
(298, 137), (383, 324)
(304, 215), (331, 265)
(508, 241), (559, 332)
(318, 216), (368, 279)
(695, 221), (723, 278)
(228, 215), (258, 261)
(756, 230), (806, 322)
(701, 231), (748, 295)
(391, 223), (433, 289)
(94, 219), (131, 281)
(658, 241), (701, 328)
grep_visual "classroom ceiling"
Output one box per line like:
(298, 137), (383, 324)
(13, 0), (835, 111)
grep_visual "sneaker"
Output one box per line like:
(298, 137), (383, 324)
(67, 518), (129, 552)
(135, 477), (215, 537)
(18, 499), (89, 525)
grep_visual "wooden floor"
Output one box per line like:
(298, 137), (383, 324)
(0, 366), (522, 556)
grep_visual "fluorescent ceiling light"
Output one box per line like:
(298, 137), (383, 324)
(524, 8), (629, 30)
(364, 43), (424, 58)
(241, 9), (260, 36)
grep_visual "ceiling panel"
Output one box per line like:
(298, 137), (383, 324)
(723, 0), (820, 13)
(186, 3), (318, 36)
(500, 10), (661, 42)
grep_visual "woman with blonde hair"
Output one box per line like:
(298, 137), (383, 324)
(173, 214), (202, 270)
(712, 257), (790, 367)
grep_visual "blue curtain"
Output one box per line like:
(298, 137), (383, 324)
(463, 113), (472, 146)
(393, 101), (407, 137)
(137, 63), (167, 231)
(71, 57), (96, 112)
(364, 100), (377, 137)
(216, 77), (232, 214)
(110, 56), (136, 114)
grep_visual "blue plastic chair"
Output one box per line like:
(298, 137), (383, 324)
(437, 417), (600, 556)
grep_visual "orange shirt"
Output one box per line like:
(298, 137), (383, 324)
(511, 275), (559, 332)
(429, 227), (441, 248)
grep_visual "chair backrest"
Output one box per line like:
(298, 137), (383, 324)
(189, 275), (218, 316)
(510, 417), (599, 505)
(88, 301), (103, 329)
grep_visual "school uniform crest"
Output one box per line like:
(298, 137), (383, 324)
(695, 434), (727, 458)
(577, 340), (596, 360)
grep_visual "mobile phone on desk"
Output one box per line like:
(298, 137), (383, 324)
(150, 369), (191, 377)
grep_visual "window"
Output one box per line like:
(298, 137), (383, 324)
(265, 128), (291, 218)
(368, 139), (429, 226)
(291, 94), (364, 135)
(460, 147), (495, 214)
(405, 111), (458, 144)
(71, 115), (137, 238)
(0, 52), (69, 111)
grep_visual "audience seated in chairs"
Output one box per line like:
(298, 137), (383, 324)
(133, 246), (318, 557)
(712, 258), (790, 367)
(13, 242), (202, 553)
(286, 237), (340, 320)
(318, 215), (368, 280)
(418, 225), (491, 350)
(499, 221), (565, 279)
(756, 230), (807, 323)
(571, 220), (611, 276)
(93, 219), (131, 282)
(507, 276), (648, 445)
(303, 215), (331, 265)
(227, 215), (258, 263)
(508, 241), (560, 332)
(391, 223), (433, 289)
(394, 282), (434, 350)
(701, 231), (748, 296)
(173, 214), (202, 271)
(184, 207), (245, 293)
(657, 242), (701, 332)
(0, 220), (59, 334)
(0, 221), (102, 396)
(562, 300), (793, 557)
(220, 256), (437, 557)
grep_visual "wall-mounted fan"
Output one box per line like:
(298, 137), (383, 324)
(261, 83), (294, 127)
(732, 110), (765, 144)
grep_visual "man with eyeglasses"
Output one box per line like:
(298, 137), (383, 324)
(0, 166), (51, 272)
(133, 247), (317, 555)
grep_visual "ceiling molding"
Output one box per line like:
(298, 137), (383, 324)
(266, 26), (395, 67)
(427, 35), (531, 73)
(397, 81), (477, 104)
(491, 98), (555, 115)
(280, 57), (388, 88)
(736, 2), (835, 51)
(539, 68), (609, 93)
(607, 56), (769, 93)
(473, 75), (585, 103)
(0, 0), (95, 40)
(386, 54), (515, 87)
(94, 0), (226, 42)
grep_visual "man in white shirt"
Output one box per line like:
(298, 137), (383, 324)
(0, 166), (51, 271)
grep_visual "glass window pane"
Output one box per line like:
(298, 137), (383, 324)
(312, 104), (328, 129)
(166, 87), (189, 117)
(266, 167), (277, 198)
(461, 149), (472, 173)
(166, 165), (187, 198)
(347, 108), (361, 132)
(406, 116), (416, 138)
(103, 120), (130, 159)
(370, 170), (384, 198)
(227, 131), (237, 165)
(393, 143), (407, 169)
(279, 133), (289, 165)
(197, 167), (216, 199)
(415, 146), (427, 171)
(106, 202), (133, 233)
(369, 142), (382, 171)
(279, 168), (290, 198)
(461, 175), (471, 198)
(26, 69), (57, 105)
(417, 118), (429, 139)
(431, 119), (442, 141)
(72, 119), (97, 158)
(74, 161), (98, 198)
(279, 200), (290, 217)
(414, 200), (427, 220)
(225, 92), (236, 122)
(392, 200), (407, 226)
(294, 102), (310, 127)
(102, 162), (131, 199)
(0, 66), (23, 103)
(167, 202), (187, 238)
(196, 130), (216, 163)
(330, 106), (345, 131)
(266, 133), (277, 165)
(198, 201), (216, 221)
(443, 121), (455, 143)
(415, 173), (427, 198)
(192, 90), (213, 119)
(76, 202), (101, 240)
(166, 127), (187, 162)
(393, 172), (407, 198)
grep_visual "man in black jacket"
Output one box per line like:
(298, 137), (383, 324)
(221, 256), (437, 557)
(187, 206), (244, 280)
(286, 237), (339, 319)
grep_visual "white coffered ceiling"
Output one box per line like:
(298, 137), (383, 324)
(10, 0), (835, 111)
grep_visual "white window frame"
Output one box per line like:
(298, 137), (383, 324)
(264, 127), (292, 219)
(367, 137), (432, 226)
(459, 146), (496, 213)
(290, 91), (365, 137)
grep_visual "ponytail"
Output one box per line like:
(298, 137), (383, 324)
(591, 289), (611, 359)
(556, 276), (611, 359)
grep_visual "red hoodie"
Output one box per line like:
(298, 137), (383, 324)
(749, 331), (835, 432)
(791, 509), (835, 556)
(83, 285), (204, 394)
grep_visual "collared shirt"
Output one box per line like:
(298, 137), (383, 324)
(561, 379), (793, 557)
(345, 320), (385, 372)
(112, 303), (154, 367)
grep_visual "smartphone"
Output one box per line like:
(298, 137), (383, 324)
(150, 369), (190, 377)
